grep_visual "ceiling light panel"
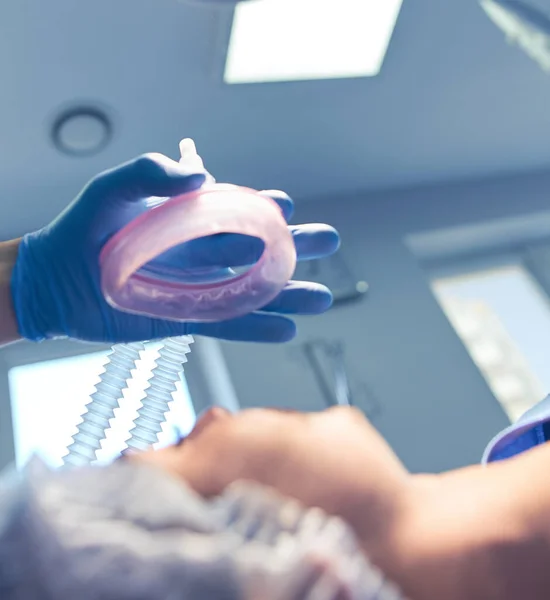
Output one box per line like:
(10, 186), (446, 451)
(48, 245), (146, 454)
(225, 0), (404, 84)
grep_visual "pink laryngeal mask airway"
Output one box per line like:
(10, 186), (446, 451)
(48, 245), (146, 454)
(99, 183), (297, 323)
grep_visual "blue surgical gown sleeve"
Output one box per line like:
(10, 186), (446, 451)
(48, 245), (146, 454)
(483, 394), (550, 463)
(0, 457), (400, 600)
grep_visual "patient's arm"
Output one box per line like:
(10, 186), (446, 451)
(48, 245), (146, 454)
(359, 441), (550, 600)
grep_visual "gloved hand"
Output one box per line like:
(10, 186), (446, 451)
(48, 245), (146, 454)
(11, 153), (339, 344)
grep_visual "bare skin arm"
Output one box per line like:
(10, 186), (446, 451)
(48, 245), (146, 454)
(353, 441), (550, 600)
(0, 239), (21, 346)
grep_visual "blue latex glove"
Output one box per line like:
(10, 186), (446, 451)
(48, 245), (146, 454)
(11, 153), (340, 344)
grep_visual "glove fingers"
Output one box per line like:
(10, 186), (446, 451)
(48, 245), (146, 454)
(91, 157), (296, 216)
(167, 233), (265, 269)
(147, 282), (331, 342)
(186, 313), (297, 343)
(257, 190), (294, 222)
(260, 281), (333, 315)
(290, 224), (340, 261)
(109, 279), (330, 343)
(90, 153), (206, 203)
(152, 224), (340, 271)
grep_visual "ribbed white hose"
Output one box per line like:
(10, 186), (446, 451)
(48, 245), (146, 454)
(125, 336), (193, 452)
(63, 342), (145, 467)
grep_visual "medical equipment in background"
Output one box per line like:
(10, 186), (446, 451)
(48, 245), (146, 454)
(480, 0), (550, 72)
(63, 140), (297, 466)
(303, 340), (353, 407)
(294, 253), (369, 306)
(296, 339), (382, 419)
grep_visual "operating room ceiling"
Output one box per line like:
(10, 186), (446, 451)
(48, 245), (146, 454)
(2, 0), (550, 238)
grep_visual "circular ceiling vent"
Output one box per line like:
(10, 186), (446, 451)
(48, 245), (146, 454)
(51, 105), (113, 157)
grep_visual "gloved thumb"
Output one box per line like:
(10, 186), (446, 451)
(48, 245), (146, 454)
(88, 153), (206, 204)
(144, 313), (297, 344)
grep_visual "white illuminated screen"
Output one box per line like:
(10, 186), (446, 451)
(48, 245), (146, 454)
(225, 0), (404, 84)
(9, 344), (196, 468)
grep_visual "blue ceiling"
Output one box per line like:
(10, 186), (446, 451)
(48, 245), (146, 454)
(2, 0), (550, 237)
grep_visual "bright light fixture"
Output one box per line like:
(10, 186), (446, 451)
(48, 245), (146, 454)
(480, 0), (550, 72)
(224, 0), (404, 84)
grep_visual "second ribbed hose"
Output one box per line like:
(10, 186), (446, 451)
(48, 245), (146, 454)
(126, 336), (193, 453)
